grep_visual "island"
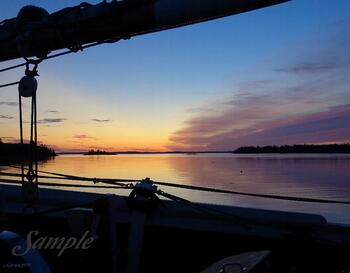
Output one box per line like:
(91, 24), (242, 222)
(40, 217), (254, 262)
(84, 149), (117, 155)
(0, 140), (57, 165)
(233, 144), (350, 154)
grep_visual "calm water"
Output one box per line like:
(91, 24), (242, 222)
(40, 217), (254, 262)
(1, 154), (350, 225)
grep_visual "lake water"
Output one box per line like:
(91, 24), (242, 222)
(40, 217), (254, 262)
(1, 153), (350, 225)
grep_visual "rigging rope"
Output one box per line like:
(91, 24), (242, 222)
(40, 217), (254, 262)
(8, 165), (138, 183)
(0, 38), (121, 89)
(0, 178), (132, 190)
(0, 171), (134, 188)
(0, 63), (26, 73)
(0, 81), (20, 89)
(2, 165), (350, 205)
(157, 189), (251, 227)
(152, 180), (350, 205)
(18, 92), (24, 184)
(26, 92), (38, 185)
(16, 62), (40, 208)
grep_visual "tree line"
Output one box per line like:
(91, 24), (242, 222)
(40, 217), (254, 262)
(0, 139), (56, 164)
(233, 144), (350, 154)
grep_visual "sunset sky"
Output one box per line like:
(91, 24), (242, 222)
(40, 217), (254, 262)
(0, 0), (349, 152)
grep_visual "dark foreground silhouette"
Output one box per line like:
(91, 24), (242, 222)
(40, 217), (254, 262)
(234, 144), (350, 154)
(0, 142), (56, 165)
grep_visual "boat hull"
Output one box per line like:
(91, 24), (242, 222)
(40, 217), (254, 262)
(0, 184), (349, 273)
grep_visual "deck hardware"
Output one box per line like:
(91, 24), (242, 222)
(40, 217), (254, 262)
(126, 178), (160, 273)
(22, 181), (39, 205)
(22, 204), (38, 215)
(18, 75), (37, 97)
(127, 177), (159, 212)
(220, 262), (246, 273)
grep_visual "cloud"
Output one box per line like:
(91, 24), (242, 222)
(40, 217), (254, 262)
(167, 19), (350, 151)
(37, 118), (66, 124)
(186, 108), (207, 114)
(0, 101), (18, 106)
(168, 104), (350, 151)
(86, 145), (114, 150)
(276, 61), (343, 75)
(0, 136), (17, 142)
(0, 115), (14, 119)
(207, 105), (350, 150)
(0, 136), (43, 144)
(91, 118), (111, 123)
(276, 20), (350, 76)
(45, 110), (60, 114)
(73, 134), (97, 140)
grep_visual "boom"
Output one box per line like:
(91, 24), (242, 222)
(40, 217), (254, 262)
(0, 0), (290, 62)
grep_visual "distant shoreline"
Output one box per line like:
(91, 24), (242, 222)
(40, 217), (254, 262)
(0, 142), (57, 165)
(233, 144), (350, 154)
(59, 151), (233, 155)
(57, 144), (350, 155)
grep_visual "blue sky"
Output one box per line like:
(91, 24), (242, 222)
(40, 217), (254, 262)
(0, 1), (349, 151)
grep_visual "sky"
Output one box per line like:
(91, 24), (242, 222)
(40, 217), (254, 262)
(0, 0), (349, 152)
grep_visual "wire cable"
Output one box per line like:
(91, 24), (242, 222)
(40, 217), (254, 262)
(0, 172), (135, 189)
(0, 178), (132, 190)
(0, 63), (26, 73)
(153, 180), (350, 205)
(157, 189), (251, 227)
(8, 165), (137, 184)
(0, 39), (120, 89)
(18, 93), (24, 184)
(0, 81), (20, 88)
(4, 165), (350, 204)
(0, 39), (120, 74)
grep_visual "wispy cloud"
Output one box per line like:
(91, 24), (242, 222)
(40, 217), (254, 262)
(168, 19), (350, 151)
(73, 134), (97, 140)
(45, 110), (60, 114)
(206, 105), (350, 150)
(0, 136), (17, 142)
(0, 115), (14, 119)
(186, 106), (219, 114)
(91, 118), (111, 123)
(0, 101), (18, 106)
(86, 145), (114, 150)
(0, 136), (43, 144)
(37, 118), (66, 124)
(275, 60), (343, 75)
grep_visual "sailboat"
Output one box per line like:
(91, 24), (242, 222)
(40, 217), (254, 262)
(0, 1), (349, 272)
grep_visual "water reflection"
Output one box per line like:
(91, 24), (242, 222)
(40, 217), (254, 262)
(2, 154), (350, 224)
(164, 154), (350, 224)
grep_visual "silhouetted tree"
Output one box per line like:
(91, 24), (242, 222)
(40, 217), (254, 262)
(233, 144), (350, 154)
